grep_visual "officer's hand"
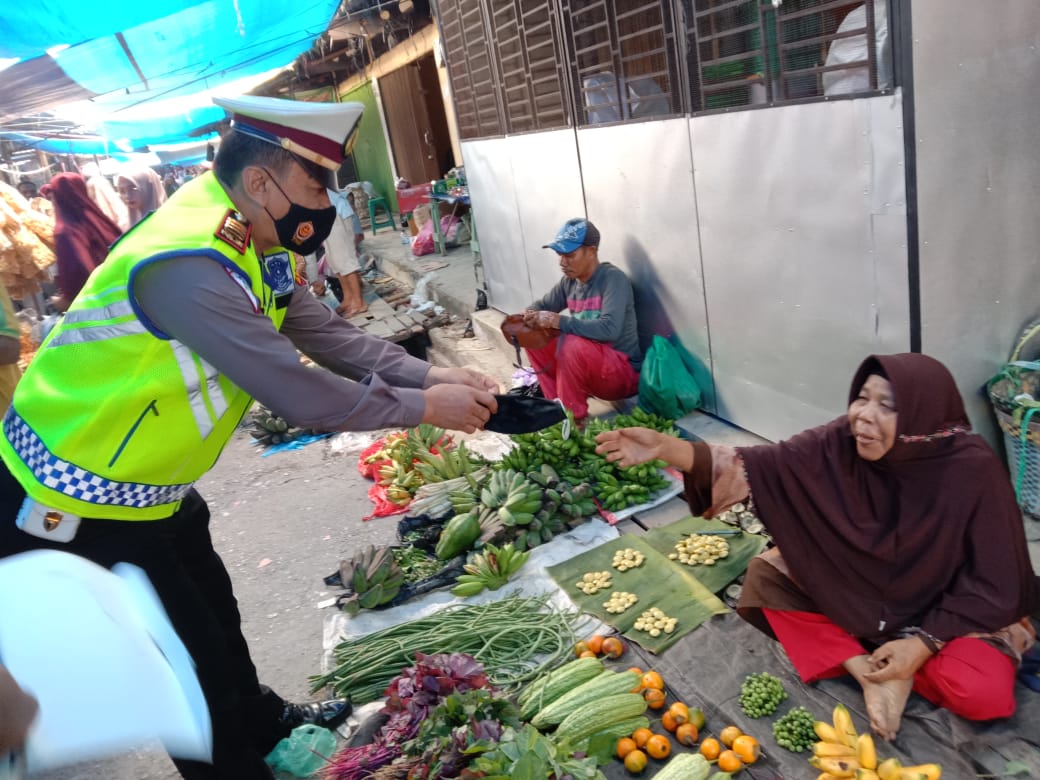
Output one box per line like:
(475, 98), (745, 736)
(421, 384), (497, 433)
(0, 665), (38, 754)
(425, 365), (500, 394)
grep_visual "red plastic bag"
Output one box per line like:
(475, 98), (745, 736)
(358, 439), (392, 480)
(364, 483), (410, 520)
(412, 219), (435, 256)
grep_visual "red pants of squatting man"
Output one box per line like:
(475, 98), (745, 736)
(525, 334), (639, 420)
(765, 609), (1018, 721)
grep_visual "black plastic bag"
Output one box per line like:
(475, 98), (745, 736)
(484, 394), (566, 434)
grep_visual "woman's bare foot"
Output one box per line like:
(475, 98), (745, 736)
(844, 655), (913, 740)
(336, 300), (368, 318)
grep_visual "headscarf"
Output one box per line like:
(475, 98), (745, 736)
(40, 173), (122, 300)
(740, 353), (1040, 642)
(116, 167), (167, 227)
(83, 169), (130, 232)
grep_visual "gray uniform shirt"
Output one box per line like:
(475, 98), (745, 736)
(135, 256), (429, 431)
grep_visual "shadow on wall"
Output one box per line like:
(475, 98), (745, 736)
(623, 236), (716, 414)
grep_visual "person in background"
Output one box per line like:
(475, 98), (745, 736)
(518, 218), (641, 420)
(309, 189), (367, 317)
(40, 173), (123, 309)
(0, 95), (498, 780)
(0, 664), (38, 756)
(595, 353), (1040, 741)
(163, 171), (181, 198)
(0, 285), (21, 410)
(15, 178), (36, 201)
(116, 167), (167, 227)
(81, 163), (130, 232)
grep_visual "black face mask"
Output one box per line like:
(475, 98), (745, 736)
(262, 168), (337, 255)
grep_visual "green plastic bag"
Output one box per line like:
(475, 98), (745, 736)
(638, 334), (703, 419)
(265, 724), (337, 777)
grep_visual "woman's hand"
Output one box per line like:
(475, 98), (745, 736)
(862, 637), (934, 682)
(595, 427), (669, 468)
(425, 366), (500, 394)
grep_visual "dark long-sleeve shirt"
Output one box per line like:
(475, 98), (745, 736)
(529, 262), (642, 369)
(135, 256), (429, 431)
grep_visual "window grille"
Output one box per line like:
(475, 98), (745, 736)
(438, 0), (503, 139)
(683, 0), (890, 112)
(563, 0), (681, 126)
(491, 1), (568, 133)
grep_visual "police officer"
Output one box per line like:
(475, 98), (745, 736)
(0, 96), (498, 779)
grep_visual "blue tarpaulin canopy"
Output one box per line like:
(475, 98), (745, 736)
(0, 0), (340, 147)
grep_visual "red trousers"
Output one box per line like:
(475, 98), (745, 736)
(526, 334), (639, 419)
(764, 609), (1018, 721)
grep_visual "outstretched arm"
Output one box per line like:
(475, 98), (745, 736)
(595, 427), (694, 471)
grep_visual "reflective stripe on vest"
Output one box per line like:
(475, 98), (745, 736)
(3, 408), (193, 508)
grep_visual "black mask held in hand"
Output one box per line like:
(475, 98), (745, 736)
(484, 394), (566, 435)
(262, 168), (337, 255)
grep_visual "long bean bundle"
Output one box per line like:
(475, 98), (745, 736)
(310, 595), (588, 704)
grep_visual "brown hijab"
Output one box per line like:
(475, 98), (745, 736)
(740, 353), (1040, 642)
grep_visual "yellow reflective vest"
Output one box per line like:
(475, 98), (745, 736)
(0, 173), (291, 520)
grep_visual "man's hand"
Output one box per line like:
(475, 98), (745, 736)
(522, 310), (561, 330)
(0, 665), (38, 754)
(425, 366), (500, 394)
(862, 637), (934, 682)
(422, 384), (498, 433)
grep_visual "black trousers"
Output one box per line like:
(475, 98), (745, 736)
(0, 466), (289, 779)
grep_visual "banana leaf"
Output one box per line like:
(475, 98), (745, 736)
(546, 534), (728, 653)
(642, 515), (769, 594)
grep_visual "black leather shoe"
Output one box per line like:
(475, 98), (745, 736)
(280, 698), (352, 731)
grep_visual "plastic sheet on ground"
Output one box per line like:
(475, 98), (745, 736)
(321, 519), (620, 672)
(256, 433), (331, 458)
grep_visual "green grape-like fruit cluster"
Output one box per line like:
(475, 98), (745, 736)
(738, 671), (787, 718)
(772, 705), (816, 752)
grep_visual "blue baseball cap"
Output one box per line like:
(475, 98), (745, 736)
(543, 218), (601, 254)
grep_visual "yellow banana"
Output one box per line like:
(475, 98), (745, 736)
(817, 774), (844, 780)
(899, 766), (941, 780)
(814, 741), (857, 758)
(810, 756), (860, 777)
(856, 733), (877, 770)
(815, 720), (845, 744)
(832, 703), (859, 748)
(877, 758), (903, 780)
(855, 771), (881, 780)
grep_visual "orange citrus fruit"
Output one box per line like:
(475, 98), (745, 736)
(623, 748), (648, 774)
(731, 735), (761, 765)
(632, 727), (653, 748)
(586, 635), (605, 655)
(645, 734), (671, 760)
(627, 666), (644, 676)
(641, 670), (664, 691)
(643, 688), (666, 709)
(667, 702), (690, 725)
(675, 722), (699, 746)
(661, 711), (679, 732)
(602, 636), (626, 659)
(717, 749), (744, 773)
(719, 725), (743, 747)
(573, 640), (590, 657)
(578, 649), (598, 659)
(699, 737), (721, 760)
(615, 736), (637, 759)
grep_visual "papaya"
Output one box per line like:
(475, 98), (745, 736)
(434, 509), (482, 560)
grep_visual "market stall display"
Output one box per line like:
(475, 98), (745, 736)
(546, 534), (728, 653)
(0, 182), (55, 301)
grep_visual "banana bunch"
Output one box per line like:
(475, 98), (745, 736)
(406, 468), (489, 519)
(514, 466), (597, 552)
(412, 439), (485, 484)
(337, 545), (405, 615)
(363, 430), (411, 465)
(249, 407), (311, 447)
(479, 469), (543, 523)
(810, 704), (941, 779)
(451, 543), (530, 597)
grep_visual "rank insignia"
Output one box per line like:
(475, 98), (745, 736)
(215, 209), (252, 253)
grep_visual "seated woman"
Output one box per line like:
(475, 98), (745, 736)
(595, 353), (1040, 740)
